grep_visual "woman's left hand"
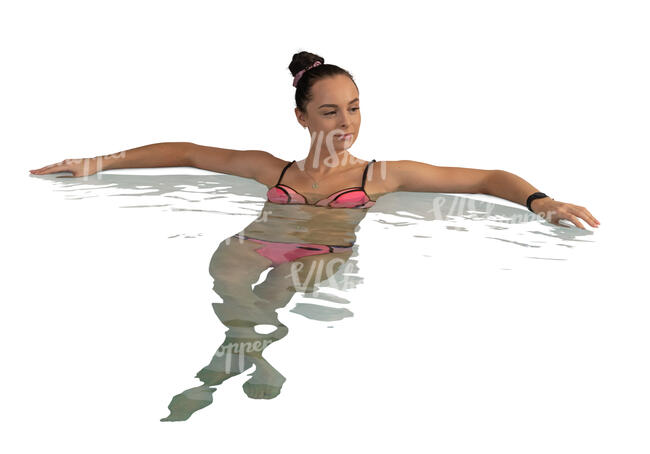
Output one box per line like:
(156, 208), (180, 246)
(531, 198), (600, 230)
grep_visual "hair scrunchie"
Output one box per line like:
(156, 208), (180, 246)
(293, 60), (322, 87)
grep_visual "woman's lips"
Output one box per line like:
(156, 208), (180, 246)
(335, 133), (353, 140)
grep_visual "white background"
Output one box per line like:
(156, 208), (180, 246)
(2, 1), (649, 453)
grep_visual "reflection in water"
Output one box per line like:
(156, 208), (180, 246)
(31, 172), (595, 421)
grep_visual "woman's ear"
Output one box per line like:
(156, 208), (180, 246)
(295, 107), (308, 129)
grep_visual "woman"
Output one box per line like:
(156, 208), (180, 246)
(29, 50), (600, 237)
(29, 51), (602, 418)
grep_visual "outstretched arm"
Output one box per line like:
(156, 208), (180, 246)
(482, 170), (599, 229)
(385, 160), (600, 229)
(30, 142), (196, 177)
(187, 143), (282, 187)
(29, 142), (284, 187)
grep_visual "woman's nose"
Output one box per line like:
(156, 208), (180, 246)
(339, 112), (350, 127)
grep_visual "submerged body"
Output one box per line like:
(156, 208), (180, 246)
(236, 159), (378, 265)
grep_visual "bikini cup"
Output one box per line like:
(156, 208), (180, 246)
(267, 160), (376, 209)
(267, 185), (375, 208)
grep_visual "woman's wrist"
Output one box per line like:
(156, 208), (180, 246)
(95, 151), (127, 171)
(530, 196), (552, 214)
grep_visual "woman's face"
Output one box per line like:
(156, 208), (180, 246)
(296, 74), (361, 154)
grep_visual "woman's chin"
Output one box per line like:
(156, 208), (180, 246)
(340, 139), (355, 149)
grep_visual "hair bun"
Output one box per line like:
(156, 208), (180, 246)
(288, 51), (356, 113)
(288, 51), (325, 78)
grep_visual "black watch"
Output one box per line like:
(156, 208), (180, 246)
(526, 192), (550, 212)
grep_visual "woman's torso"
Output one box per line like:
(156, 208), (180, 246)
(238, 158), (381, 246)
(240, 202), (370, 247)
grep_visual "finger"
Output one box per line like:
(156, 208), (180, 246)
(30, 164), (53, 173)
(33, 159), (74, 173)
(565, 213), (585, 229)
(32, 167), (59, 174)
(553, 220), (569, 228)
(573, 208), (596, 227)
(584, 213), (597, 227)
(572, 207), (596, 228)
(35, 165), (70, 175)
(573, 206), (601, 229)
(34, 161), (64, 172)
(582, 207), (600, 226)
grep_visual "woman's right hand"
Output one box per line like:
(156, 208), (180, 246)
(29, 157), (99, 178)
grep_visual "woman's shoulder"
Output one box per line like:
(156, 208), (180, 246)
(364, 159), (402, 200)
(251, 152), (293, 188)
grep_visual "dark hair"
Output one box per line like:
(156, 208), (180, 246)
(288, 51), (357, 113)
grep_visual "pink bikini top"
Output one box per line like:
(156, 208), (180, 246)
(267, 159), (377, 208)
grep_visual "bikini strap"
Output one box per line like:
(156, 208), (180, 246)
(361, 159), (376, 190)
(276, 160), (295, 186)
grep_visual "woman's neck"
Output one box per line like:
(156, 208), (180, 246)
(299, 148), (361, 175)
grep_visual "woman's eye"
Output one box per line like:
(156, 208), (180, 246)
(325, 108), (359, 116)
